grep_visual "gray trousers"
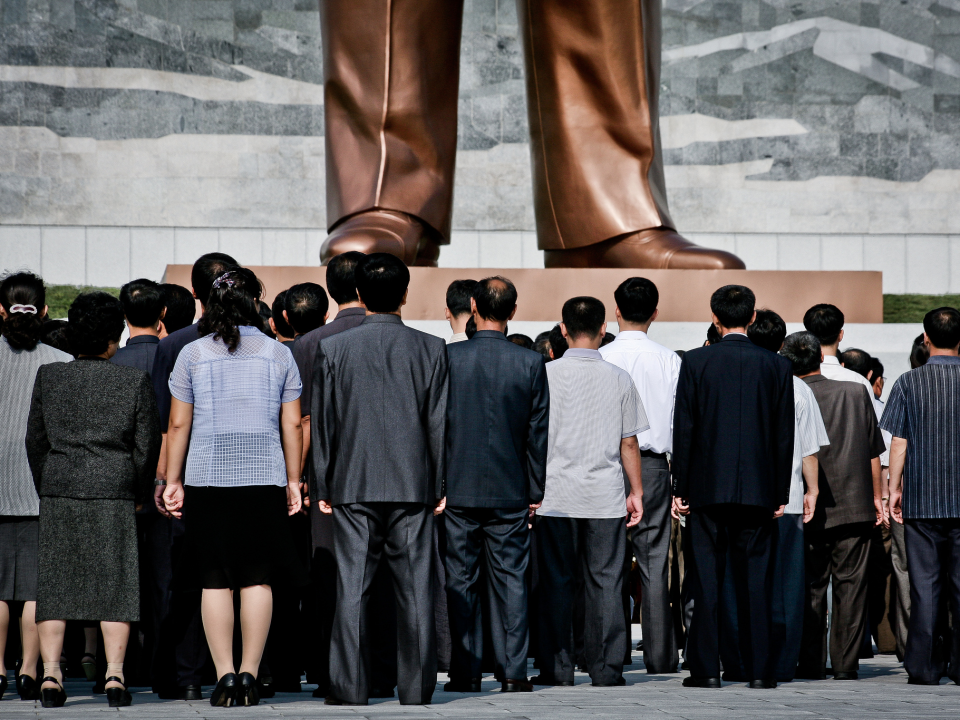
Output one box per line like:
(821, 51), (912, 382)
(629, 454), (677, 673)
(330, 503), (437, 705)
(891, 518), (911, 659)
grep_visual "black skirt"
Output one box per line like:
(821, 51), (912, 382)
(180, 485), (309, 591)
(0, 516), (39, 602)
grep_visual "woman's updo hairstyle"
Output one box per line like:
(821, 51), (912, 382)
(197, 266), (266, 352)
(0, 272), (47, 350)
(67, 291), (126, 356)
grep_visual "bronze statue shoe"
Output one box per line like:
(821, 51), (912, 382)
(544, 227), (745, 270)
(320, 209), (442, 267)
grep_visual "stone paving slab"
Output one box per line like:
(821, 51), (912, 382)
(1, 654), (957, 720)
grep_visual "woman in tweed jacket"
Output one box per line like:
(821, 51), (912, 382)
(26, 291), (161, 708)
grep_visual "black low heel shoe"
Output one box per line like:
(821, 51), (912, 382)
(106, 677), (133, 707)
(17, 674), (39, 700)
(238, 672), (260, 706)
(210, 673), (238, 707)
(39, 677), (67, 708)
(0, 675), (7, 700)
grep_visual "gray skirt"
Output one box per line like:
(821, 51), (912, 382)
(36, 497), (140, 622)
(0, 516), (39, 601)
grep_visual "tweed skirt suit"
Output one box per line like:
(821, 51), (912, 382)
(26, 358), (162, 621)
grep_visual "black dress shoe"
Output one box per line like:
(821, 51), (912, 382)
(682, 676), (721, 688)
(444, 678), (482, 692)
(210, 673), (238, 707)
(501, 679), (533, 692)
(238, 672), (260, 706)
(592, 676), (627, 687)
(369, 687), (395, 698)
(105, 677), (133, 707)
(180, 685), (203, 701)
(39, 677), (67, 708)
(324, 695), (366, 705)
(833, 671), (858, 680)
(749, 679), (777, 689)
(0, 676), (7, 701)
(530, 675), (574, 686)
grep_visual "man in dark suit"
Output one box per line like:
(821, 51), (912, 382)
(673, 285), (794, 689)
(443, 277), (549, 693)
(312, 253), (448, 706)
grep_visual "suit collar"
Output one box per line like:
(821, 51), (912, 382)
(125, 335), (159, 345)
(721, 333), (751, 343)
(472, 330), (507, 340)
(335, 307), (366, 319)
(803, 374), (828, 385)
(362, 313), (403, 325)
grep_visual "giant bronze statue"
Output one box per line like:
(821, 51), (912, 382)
(319, 0), (745, 269)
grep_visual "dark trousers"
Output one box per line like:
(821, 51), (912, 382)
(891, 518), (911, 659)
(772, 514), (805, 680)
(904, 518), (960, 684)
(687, 505), (775, 682)
(629, 455), (677, 673)
(145, 513), (207, 690)
(330, 503), (436, 705)
(799, 521), (872, 675)
(537, 515), (626, 685)
(444, 506), (530, 682)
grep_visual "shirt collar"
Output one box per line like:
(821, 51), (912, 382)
(448, 332), (468, 344)
(125, 335), (160, 345)
(472, 330), (507, 340)
(614, 331), (649, 340)
(721, 332), (750, 342)
(362, 313), (403, 325)
(822, 355), (841, 365)
(927, 355), (960, 365)
(563, 348), (603, 360)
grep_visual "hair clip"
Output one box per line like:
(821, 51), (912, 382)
(9, 304), (38, 314)
(212, 272), (237, 290)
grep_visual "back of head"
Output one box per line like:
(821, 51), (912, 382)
(601, 332), (616, 347)
(507, 333), (534, 350)
(120, 278), (165, 329)
(67, 291), (126, 356)
(258, 302), (276, 339)
(0, 271), (47, 350)
(534, 336), (551, 361)
(614, 277), (658, 324)
(910, 333), (929, 369)
(446, 279), (479, 319)
(561, 296), (605, 341)
(548, 323), (567, 359)
(271, 291), (295, 338)
(355, 253), (410, 313)
(326, 251), (365, 306)
(705, 323), (721, 346)
(870, 357), (884, 382)
(747, 308), (786, 353)
(710, 285), (755, 329)
(40, 319), (72, 356)
(197, 267), (265, 353)
(839, 347), (872, 378)
(781, 331), (821, 376)
(923, 306), (960, 350)
(473, 276), (517, 322)
(803, 303), (844, 346)
(191, 252), (238, 306)
(159, 283), (196, 334)
(285, 282), (329, 335)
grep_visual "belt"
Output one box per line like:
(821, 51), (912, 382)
(640, 450), (667, 459)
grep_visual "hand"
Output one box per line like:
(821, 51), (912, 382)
(671, 496), (690, 520)
(890, 489), (903, 525)
(528, 502), (541, 518)
(626, 492), (643, 528)
(773, 504), (785, 519)
(318, 499), (333, 515)
(434, 497), (447, 516)
(873, 496), (885, 527)
(287, 482), (302, 516)
(880, 497), (890, 529)
(802, 490), (818, 524)
(163, 483), (184, 519)
(300, 481), (311, 508)
(154, 485), (172, 518)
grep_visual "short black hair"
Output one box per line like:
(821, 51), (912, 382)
(562, 296), (605, 340)
(747, 308), (786, 353)
(285, 282), (329, 335)
(924, 306), (960, 350)
(465, 316), (477, 339)
(870, 357), (884, 381)
(781, 331), (822, 376)
(326, 251), (365, 305)
(803, 303), (844, 346)
(119, 278), (165, 328)
(710, 285), (755, 329)
(473, 276), (517, 322)
(159, 283), (196, 334)
(840, 347), (872, 379)
(508, 333), (534, 350)
(40, 319), (72, 356)
(548, 323), (568, 359)
(705, 323), (722, 346)
(67, 291), (126, 356)
(614, 277), (658, 324)
(910, 333), (929, 369)
(191, 252), (238, 305)
(258, 301), (276, 339)
(600, 332), (616, 347)
(355, 253), (410, 313)
(271, 290), (295, 338)
(446, 279), (479, 318)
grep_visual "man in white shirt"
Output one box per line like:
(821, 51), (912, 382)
(803, 304), (874, 395)
(600, 277), (681, 674)
(445, 279), (477, 343)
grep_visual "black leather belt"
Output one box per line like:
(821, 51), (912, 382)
(640, 450), (667, 459)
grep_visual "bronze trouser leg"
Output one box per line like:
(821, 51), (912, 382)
(321, 0), (463, 240)
(518, 0), (673, 250)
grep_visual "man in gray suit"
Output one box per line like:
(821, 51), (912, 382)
(312, 253), (449, 706)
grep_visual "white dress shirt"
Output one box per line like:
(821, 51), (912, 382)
(786, 377), (830, 514)
(820, 354), (889, 463)
(599, 330), (681, 454)
(448, 332), (468, 344)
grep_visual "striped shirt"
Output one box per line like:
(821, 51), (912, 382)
(0, 337), (72, 515)
(786, 376), (830, 514)
(537, 348), (649, 519)
(880, 355), (960, 519)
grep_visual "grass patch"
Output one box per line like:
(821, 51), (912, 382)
(884, 295), (960, 324)
(46, 285), (120, 319)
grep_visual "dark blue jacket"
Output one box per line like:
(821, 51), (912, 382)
(111, 334), (160, 380)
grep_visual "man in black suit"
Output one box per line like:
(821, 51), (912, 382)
(673, 285), (794, 689)
(312, 253), (448, 706)
(443, 277), (549, 693)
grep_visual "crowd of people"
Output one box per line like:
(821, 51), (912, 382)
(1, 251), (958, 708)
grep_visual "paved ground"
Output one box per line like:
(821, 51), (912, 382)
(2, 652), (957, 720)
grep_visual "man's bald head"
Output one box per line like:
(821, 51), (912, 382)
(473, 276), (518, 322)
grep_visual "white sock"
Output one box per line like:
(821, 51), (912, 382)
(106, 662), (125, 685)
(42, 662), (62, 685)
